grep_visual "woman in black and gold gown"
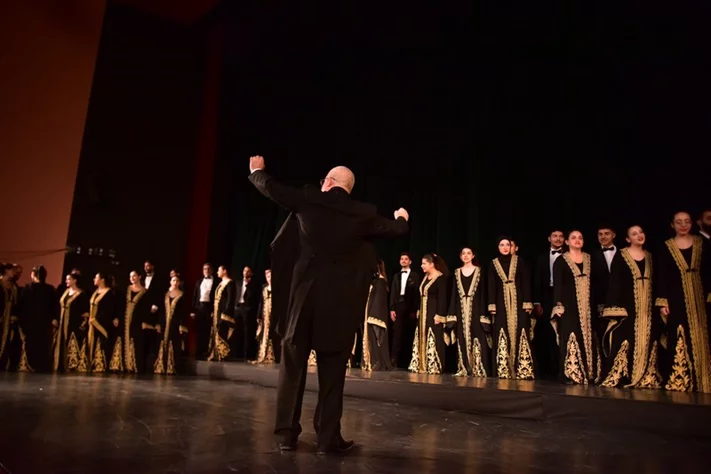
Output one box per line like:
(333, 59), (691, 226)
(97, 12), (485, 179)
(361, 260), (393, 371)
(154, 275), (188, 374)
(488, 237), (535, 380)
(655, 211), (711, 393)
(409, 253), (449, 374)
(448, 247), (490, 377)
(207, 265), (236, 362)
(600, 225), (661, 389)
(0, 263), (21, 371)
(20, 265), (57, 372)
(78, 272), (116, 373)
(52, 272), (89, 372)
(551, 230), (601, 385)
(110, 270), (155, 373)
(254, 269), (276, 364)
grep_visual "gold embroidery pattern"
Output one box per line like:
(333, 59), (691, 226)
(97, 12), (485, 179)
(410, 273), (442, 373)
(17, 328), (33, 372)
(408, 326), (420, 373)
(655, 298), (669, 308)
(496, 328), (512, 379)
(109, 337), (123, 372)
(77, 341), (88, 372)
(665, 326), (693, 392)
(256, 287), (276, 364)
(454, 341), (467, 376)
(601, 339), (630, 387)
(516, 328), (534, 380)
(208, 280), (230, 360)
(455, 267), (481, 377)
(562, 252), (594, 381)
(66, 333), (80, 371)
(154, 342), (166, 374)
(636, 341), (662, 389)
(0, 285), (18, 362)
(53, 289), (83, 371)
(471, 338), (487, 377)
(308, 350), (317, 366)
(564, 332), (587, 385)
(81, 289), (109, 372)
(602, 307), (628, 317)
(167, 341), (176, 375)
(425, 327), (443, 374)
(620, 249), (654, 387)
(665, 237), (710, 392)
(493, 255), (520, 376)
(361, 285), (373, 372)
(92, 341), (106, 373)
(123, 287), (146, 373)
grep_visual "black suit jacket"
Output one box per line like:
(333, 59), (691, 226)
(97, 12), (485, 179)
(534, 253), (553, 307)
(389, 269), (421, 311)
(250, 170), (409, 352)
(591, 248), (613, 311)
(234, 278), (259, 312)
(192, 277), (218, 310)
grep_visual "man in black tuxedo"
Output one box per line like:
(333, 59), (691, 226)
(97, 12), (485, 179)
(591, 225), (617, 339)
(389, 252), (421, 368)
(190, 263), (217, 359)
(234, 265), (259, 360)
(533, 229), (565, 379)
(697, 208), (711, 241)
(248, 155), (409, 454)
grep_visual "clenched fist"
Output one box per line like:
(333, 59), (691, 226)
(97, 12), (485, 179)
(250, 155), (265, 173)
(394, 208), (409, 221)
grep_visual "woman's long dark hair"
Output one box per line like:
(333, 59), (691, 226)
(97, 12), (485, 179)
(376, 259), (388, 282)
(32, 265), (47, 284)
(423, 253), (450, 277)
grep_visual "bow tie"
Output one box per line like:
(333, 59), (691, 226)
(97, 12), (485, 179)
(401, 270), (409, 273)
(551, 250), (562, 255)
(603, 247), (615, 252)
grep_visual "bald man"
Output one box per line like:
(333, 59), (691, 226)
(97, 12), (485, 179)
(248, 156), (409, 454)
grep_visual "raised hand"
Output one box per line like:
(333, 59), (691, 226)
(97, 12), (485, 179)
(394, 208), (409, 221)
(250, 155), (265, 173)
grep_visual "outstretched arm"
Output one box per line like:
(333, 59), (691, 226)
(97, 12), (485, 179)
(248, 156), (305, 211)
(367, 215), (409, 238)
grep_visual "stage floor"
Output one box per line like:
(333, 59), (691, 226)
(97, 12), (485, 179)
(191, 361), (711, 437)
(0, 372), (708, 474)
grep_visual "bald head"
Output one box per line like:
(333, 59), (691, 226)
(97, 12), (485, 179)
(321, 166), (355, 194)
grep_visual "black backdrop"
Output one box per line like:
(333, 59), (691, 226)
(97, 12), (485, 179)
(215, 1), (710, 280)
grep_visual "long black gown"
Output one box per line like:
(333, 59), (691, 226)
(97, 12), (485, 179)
(154, 290), (188, 375)
(361, 276), (393, 371)
(552, 253), (601, 385)
(78, 289), (116, 373)
(488, 255), (535, 380)
(19, 282), (57, 372)
(409, 272), (448, 374)
(207, 278), (236, 361)
(655, 236), (711, 392)
(254, 285), (276, 364)
(600, 249), (662, 389)
(447, 267), (491, 377)
(0, 283), (25, 371)
(109, 287), (155, 373)
(52, 289), (89, 372)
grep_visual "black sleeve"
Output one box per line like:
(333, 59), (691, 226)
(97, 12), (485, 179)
(192, 280), (200, 311)
(248, 170), (306, 212)
(389, 273), (398, 310)
(435, 277), (448, 317)
(520, 257), (532, 309)
(487, 261), (497, 313)
(366, 216), (409, 239)
(533, 255), (544, 305)
(553, 257), (566, 315)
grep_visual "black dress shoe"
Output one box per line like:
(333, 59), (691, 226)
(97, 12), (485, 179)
(316, 439), (355, 455)
(278, 436), (298, 451)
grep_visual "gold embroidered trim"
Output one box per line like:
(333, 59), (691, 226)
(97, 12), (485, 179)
(493, 255), (520, 372)
(308, 350), (317, 366)
(256, 287), (275, 364)
(552, 304), (565, 317)
(91, 340), (106, 373)
(562, 252), (594, 382)
(665, 325), (692, 392)
(167, 341), (176, 375)
(665, 236), (710, 392)
(366, 316), (387, 329)
(601, 340), (630, 387)
(654, 298), (669, 308)
(455, 267), (481, 374)
(634, 341), (662, 389)
(109, 337), (123, 372)
(564, 332), (587, 384)
(496, 328), (511, 379)
(433, 315), (447, 325)
(516, 328), (534, 380)
(411, 272), (442, 373)
(123, 287), (146, 372)
(487, 304), (496, 313)
(522, 302), (533, 311)
(471, 338), (487, 377)
(602, 307), (628, 318)
(220, 314), (236, 324)
(154, 342), (165, 374)
(480, 316), (491, 325)
(66, 333), (80, 371)
(16, 328), (33, 373)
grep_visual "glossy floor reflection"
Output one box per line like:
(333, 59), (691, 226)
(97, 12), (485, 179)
(0, 373), (706, 473)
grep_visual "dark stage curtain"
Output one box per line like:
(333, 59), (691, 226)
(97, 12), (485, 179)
(215, 1), (711, 276)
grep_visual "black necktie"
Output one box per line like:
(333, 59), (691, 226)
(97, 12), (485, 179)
(603, 247), (614, 252)
(551, 250), (561, 255)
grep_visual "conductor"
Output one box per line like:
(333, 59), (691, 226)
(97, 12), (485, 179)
(248, 156), (409, 454)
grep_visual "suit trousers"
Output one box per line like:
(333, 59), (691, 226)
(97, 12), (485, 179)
(533, 288), (559, 380)
(390, 299), (414, 368)
(196, 302), (212, 359)
(274, 293), (351, 449)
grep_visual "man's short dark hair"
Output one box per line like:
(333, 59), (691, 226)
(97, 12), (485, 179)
(400, 252), (412, 260)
